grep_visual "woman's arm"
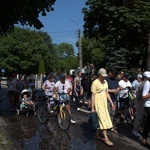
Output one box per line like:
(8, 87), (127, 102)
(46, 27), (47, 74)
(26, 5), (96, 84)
(91, 93), (95, 112)
(14, 81), (18, 92)
(42, 84), (45, 92)
(74, 83), (78, 96)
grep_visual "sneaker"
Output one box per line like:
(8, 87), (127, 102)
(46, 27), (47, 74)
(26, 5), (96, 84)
(132, 130), (141, 137)
(71, 119), (76, 124)
(77, 108), (80, 111)
(26, 113), (29, 118)
(73, 98), (76, 102)
(17, 109), (20, 115)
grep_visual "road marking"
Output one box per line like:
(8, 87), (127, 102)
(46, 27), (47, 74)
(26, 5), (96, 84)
(79, 108), (91, 113)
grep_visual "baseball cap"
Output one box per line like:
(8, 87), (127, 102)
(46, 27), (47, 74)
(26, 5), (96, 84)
(123, 73), (129, 78)
(60, 74), (66, 79)
(98, 68), (108, 77)
(143, 71), (150, 78)
(137, 74), (142, 79)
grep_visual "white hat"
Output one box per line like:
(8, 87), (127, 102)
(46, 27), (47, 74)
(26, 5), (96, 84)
(98, 68), (108, 77)
(137, 74), (142, 79)
(143, 71), (150, 78)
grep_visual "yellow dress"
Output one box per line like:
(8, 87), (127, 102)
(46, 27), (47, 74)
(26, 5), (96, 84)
(91, 79), (113, 129)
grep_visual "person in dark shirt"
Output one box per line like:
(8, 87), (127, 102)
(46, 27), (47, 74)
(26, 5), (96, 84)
(81, 73), (91, 110)
(105, 67), (120, 133)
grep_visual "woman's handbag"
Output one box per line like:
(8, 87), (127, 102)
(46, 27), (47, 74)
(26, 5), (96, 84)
(88, 111), (99, 129)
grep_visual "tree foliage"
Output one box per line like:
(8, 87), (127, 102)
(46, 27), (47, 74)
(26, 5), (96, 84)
(53, 43), (78, 73)
(82, 0), (150, 71)
(0, 0), (56, 35)
(82, 36), (106, 69)
(0, 27), (53, 75)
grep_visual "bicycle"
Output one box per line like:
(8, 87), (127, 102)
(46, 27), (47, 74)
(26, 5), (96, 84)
(37, 93), (71, 131)
(115, 87), (136, 126)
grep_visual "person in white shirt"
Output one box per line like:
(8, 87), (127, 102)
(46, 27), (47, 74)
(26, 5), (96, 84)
(54, 74), (76, 124)
(118, 73), (133, 120)
(141, 71), (150, 148)
(132, 74), (144, 137)
(42, 73), (55, 97)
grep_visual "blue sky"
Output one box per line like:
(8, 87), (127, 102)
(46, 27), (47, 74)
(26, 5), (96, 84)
(39, 0), (87, 53)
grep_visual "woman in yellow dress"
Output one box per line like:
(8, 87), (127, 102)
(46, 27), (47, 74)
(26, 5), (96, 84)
(91, 68), (115, 146)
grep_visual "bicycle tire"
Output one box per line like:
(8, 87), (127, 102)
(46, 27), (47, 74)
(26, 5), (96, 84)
(57, 106), (71, 131)
(37, 104), (49, 123)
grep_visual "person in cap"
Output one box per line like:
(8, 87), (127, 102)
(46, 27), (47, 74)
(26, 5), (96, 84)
(118, 73), (134, 120)
(91, 68), (115, 146)
(53, 73), (76, 124)
(105, 67), (120, 133)
(132, 74), (143, 99)
(116, 71), (124, 82)
(132, 73), (146, 137)
(141, 71), (150, 148)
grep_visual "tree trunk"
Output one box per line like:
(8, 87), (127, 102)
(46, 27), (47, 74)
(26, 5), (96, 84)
(146, 32), (150, 71)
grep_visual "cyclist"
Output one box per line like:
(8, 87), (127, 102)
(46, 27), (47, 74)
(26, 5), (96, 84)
(118, 73), (133, 121)
(42, 73), (55, 113)
(54, 74), (76, 124)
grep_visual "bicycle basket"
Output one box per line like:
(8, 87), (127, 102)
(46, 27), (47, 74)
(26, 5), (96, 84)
(59, 93), (69, 101)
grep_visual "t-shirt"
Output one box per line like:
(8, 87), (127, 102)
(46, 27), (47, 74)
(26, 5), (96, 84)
(119, 79), (132, 98)
(132, 79), (141, 98)
(142, 80), (150, 107)
(55, 80), (71, 94)
(43, 80), (55, 96)
(105, 76), (119, 102)
(81, 78), (91, 93)
(7, 79), (16, 92)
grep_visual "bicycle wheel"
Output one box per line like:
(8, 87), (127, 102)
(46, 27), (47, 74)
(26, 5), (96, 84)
(37, 104), (49, 123)
(57, 106), (71, 131)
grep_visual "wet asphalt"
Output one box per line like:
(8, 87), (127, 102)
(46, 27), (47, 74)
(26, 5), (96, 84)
(0, 85), (150, 150)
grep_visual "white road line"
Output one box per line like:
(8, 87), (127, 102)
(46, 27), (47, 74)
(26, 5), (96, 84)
(79, 108), (91, 114)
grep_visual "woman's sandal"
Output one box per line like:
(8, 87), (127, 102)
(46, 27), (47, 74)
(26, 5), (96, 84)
(103, 139), (114, 146)
(110, 128), (118, 133)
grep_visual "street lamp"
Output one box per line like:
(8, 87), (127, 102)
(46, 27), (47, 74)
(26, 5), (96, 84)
(71, 18), (83, 70)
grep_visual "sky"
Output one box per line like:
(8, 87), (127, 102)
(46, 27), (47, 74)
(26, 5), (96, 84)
(39, 0), (87, 53)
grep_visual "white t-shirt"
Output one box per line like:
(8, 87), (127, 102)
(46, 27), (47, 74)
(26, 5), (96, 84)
(43, 80), (55, 96)
(119, 80), (132, 98)
(142, 80), (150, 107)
(7, 79), (16, 92)
(132, 79), (141, 98)
(55, 80), (71, 94)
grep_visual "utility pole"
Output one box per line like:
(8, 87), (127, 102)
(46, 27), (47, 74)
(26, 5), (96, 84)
(70, 18), (83, 70)
(78, 29), (83, 69)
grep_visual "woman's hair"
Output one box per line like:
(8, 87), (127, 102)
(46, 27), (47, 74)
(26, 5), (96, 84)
(48, 73), (54, 79)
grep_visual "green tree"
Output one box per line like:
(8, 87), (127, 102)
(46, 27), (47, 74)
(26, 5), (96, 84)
(82, 0), (150, 70)
(0, 0), (56, 35)
(39, 59), (45, 75)
(82, 36), (106, 70)
(53, 43), (78, 73)
(0, 27), (53, 75)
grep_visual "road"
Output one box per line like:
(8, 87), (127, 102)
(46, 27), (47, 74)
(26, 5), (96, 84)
(0, 85), (149, 150)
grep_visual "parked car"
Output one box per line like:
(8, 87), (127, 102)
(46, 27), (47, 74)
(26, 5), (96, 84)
(1, 77), (7, 85)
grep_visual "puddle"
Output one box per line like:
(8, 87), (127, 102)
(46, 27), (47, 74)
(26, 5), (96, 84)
(4, 115), (97, 150)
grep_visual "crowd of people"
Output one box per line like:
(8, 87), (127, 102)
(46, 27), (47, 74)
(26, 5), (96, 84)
(4, 68), (150, 148)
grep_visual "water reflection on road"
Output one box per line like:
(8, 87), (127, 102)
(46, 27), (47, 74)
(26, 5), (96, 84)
(4, 115), (97, 150)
